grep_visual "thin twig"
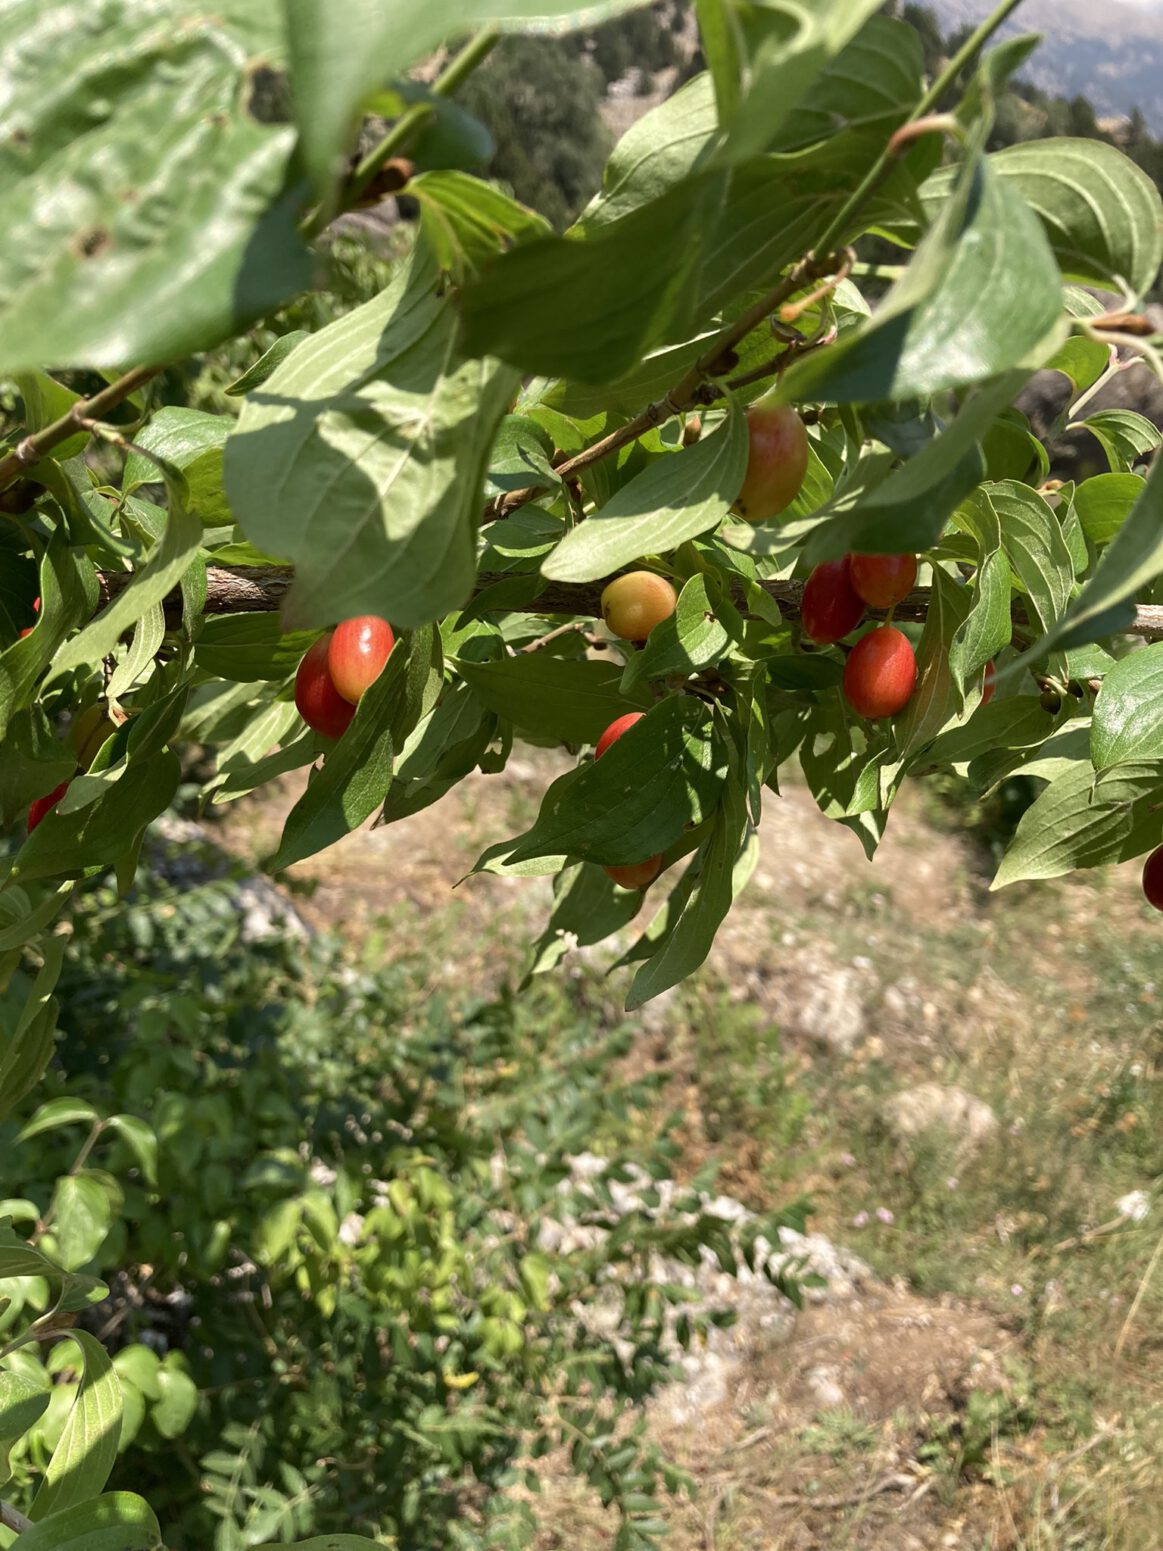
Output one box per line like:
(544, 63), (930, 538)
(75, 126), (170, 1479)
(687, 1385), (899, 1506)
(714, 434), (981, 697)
(1114, 1226), (1163, 1357)
(0, 1502), (33, 1535)
(0, 364), (159, 495)
(518, 620), (603, 654)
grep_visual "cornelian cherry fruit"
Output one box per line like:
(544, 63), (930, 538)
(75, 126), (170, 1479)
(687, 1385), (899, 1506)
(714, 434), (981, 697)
(596, 712), (644, 759)
(734, 403), (809, 522)
(842, 626), (917, 719)
(1143, 846), (1163, 912)
(849, 552), (917, 609)
(28, 780), (69, 833)
(295, 636), (355, 740)
(801, 557), (865, 645)
(605, 855), (664, 891)
(601, 572), (677, 642)
(328, 615), (395, 704)
(981, 661), (997, 707)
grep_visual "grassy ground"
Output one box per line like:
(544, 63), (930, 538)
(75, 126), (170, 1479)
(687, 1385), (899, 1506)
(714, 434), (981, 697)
(220, 760), (1163, 1551)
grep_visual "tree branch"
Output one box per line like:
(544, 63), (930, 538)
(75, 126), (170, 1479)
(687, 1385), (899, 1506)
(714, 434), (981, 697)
(0, 365), (160, 495)
(99, 564), (1163, 643)
(0, 1501), (33, 1535)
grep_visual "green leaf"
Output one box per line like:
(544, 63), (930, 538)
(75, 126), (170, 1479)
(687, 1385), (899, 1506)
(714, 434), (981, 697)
(458, 178), (716, 383)
(19, 1493), (160, 1551)
(122, 409), (230, 527)
(925, 696), (1060, 780)
(1073, 474), (1143, 548)
(0, 1370), (50, 1484)
(270, 628), (440, 870)
(13, 374), (87, 461)
(459, 655), (651, 744)
(0, 1), (309, 373)
(150, 1364), (197, 1441)
(105, 1117), (157, 1189)
(627, 773), (753, 1010)
(524, 861), (647, 980)
(50, 1176), (112, 1272)
(46, 493), (201, 686)
(1091, 645), (1163, 771)
(542, 409), (747, 583)
(17, 1099), (99, 1145)
(895, 569), (973, 761)
(986, 139), (1163, 295)
(285, 0), (653, 204)
(31, 1331), (122, 1519)
(1072, 409), (1161, 475)
(620, 573), (731, 692)
(250, 1540), (387, 1551)
(0, 532), (99, 741)
(980, 482), (1075, 635)
(780, 154), (1063, 403)
(225, 333), (309, 397)
(226, 240), (519, 630)
(412, 172), (550, 284)
(993, 761), (1163, 889)
(1007, 455), (1163, 665)
(193, 617), (318, 684)
(12, 752), (181, 884)
(487, 695), (725, 868)
(0, 936), (66, 1121)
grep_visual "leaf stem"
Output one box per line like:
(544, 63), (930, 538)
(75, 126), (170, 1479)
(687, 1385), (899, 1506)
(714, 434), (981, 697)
(0, 365), (159, 496)
(342, 29), (500, 213)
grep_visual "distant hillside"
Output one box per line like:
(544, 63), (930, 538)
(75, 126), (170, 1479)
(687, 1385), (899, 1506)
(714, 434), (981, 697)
(927, 0), (1163, 131)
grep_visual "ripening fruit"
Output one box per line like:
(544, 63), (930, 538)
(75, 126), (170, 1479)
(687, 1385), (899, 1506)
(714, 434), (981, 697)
(801, 557), (865, 645)
(595, 712), (644, 759)
(28, 780), (69, 833)
(842, 626), (917, 719)
(19, 595), (40, 639)
(601, 572), (677, 643)
(605, 855), (664, 891)
(327, 615), (395, 704)
(733, 402), (809, 522)
(849, 552), (917, 610)
(70, 705), (116, 771)
(981, 661), (997, 707)
(1142, 846), (1163, 912)
(295, 635), (355, 740)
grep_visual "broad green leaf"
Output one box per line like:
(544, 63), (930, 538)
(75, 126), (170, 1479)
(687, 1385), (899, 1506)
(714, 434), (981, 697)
(485, 416), (561, 495)
(780, 155), (1063, 404)
(227, 240), (519, 630)
(20, 1493), (159, 1551)
(0, 1370), (49, 1483)
(459, 655), (651, 744)
(1007, 455), (1163, 665)
(12, 752), (182, 884)
(986, 139), (1163, 295)
(151, 1364), (197, 1440)
(542, 409), (747, 583)
(13, 374), (86, 460)
(31, 1330), (122, 1519)
(925, 696), (1061, 778)
(47, 492), (200, 686)
(411, 172), (550, 284)
(982, 482), (1075, 634)
(1073, 474), (1144, 548)
(0, 707), (78, 829)
(0, 0), (309, 373)
(1072, 409), (1161, 474)
(1044, 335), (1110, 397)
(50, 1176), (112, 1272)
(285, 0), (653, 205)
(0, 1220), (66, 1280)
(104, 1117), (157, 1188)
(524, 861), (647, 980)
(459, 178), (717, 383)
(225, 333), (309, 397)
(270, 628), (440, 870)
(1091, 644), (1163, 770)
(627, 773), (753, 1009)
(193, 617), (318, 684)
(0, 935), (66, 1121)
(993, 760), (1163, 889)
(122, 409), (230, 527)
(0, 533), (99, 741)
(488, 695), (725, 868)
(621, 573), (731, 692)
(17, 1099), (98, 1144)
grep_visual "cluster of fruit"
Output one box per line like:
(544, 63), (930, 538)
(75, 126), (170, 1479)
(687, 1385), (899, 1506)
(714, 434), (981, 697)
(294, 616), (397, 737)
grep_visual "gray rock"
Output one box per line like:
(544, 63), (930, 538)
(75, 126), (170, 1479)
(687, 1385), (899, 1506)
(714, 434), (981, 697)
(883, 1083), (997, 1153)
(793, 966), (866, 1054)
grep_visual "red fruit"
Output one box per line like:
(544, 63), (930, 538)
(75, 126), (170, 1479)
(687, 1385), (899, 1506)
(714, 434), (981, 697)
(327, 615), (395, 705)
(842, 626), (917, 719)
(734, 403), (809, 522)
(596, 712), (644, 759)
(605, 855), (663, 890)
(849, 552), (917, 609)
(801, 558), (865, 645)
(19, 596), (41, 639)
(981, 661), (997, 707)
(295, 636), (355, 740)
(27, 780), (69, 833)
(1143, 846), (1163, 912)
